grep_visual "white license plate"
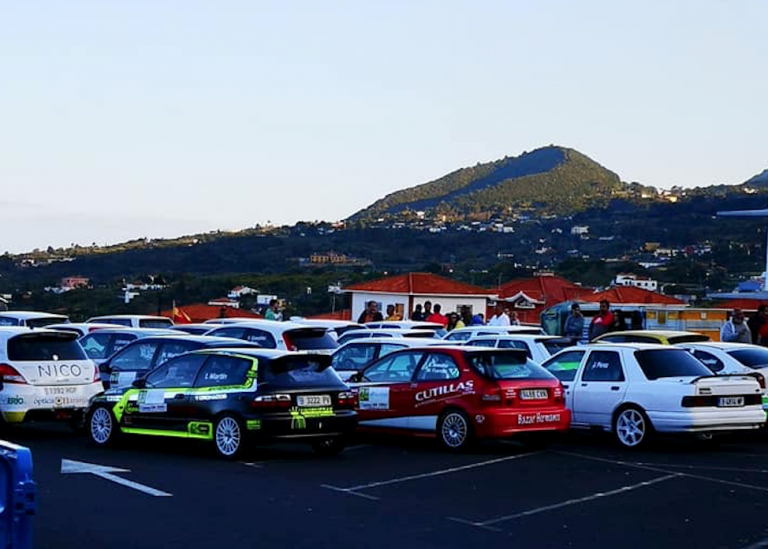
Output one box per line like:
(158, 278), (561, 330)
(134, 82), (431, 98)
(297, 395), (331, 407)
(718, 396), (745, 407)
(520, 389), (548, 400)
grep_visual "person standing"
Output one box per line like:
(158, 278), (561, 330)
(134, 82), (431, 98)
(411, 304), (425, 321)
(385, 304), (402, 321)
(564, 303), (584, 340)
(423, 301), (433, 319)
(589, 300), (614, 341)
(489, 303), (510, 326)
(460, 306), (473, 327)
(264, 299), (282, 321)
(508, 311), (521, 326)
(720, 309), (751, 343)
(357, 301), (383, 324)
(748, 305), (768, 345)
(446, 312), (465, 331)
(426, 303), (448, 327)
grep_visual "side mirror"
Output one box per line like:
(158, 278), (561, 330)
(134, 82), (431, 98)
(132, 378), (147, 389)
(99, 363), (111, 374)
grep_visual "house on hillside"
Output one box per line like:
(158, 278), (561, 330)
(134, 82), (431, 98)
(614, 273), (658, 292)
(496, 274), (588, 324)
(344, 273), (495, 322)
(228, 286), (256, 299)
(208, 297), (240, 309)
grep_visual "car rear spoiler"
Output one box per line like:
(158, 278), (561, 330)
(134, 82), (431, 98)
(688, 373), (762, 384)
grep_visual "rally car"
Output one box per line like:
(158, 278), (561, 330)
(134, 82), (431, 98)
(348, 346), (570, 450)
(86, 349), (357, 459)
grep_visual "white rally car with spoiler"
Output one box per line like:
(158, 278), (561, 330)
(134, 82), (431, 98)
(541, 343), (765, 448)
(0, 328), (102, 428)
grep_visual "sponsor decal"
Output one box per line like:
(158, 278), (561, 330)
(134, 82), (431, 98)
(290, 409), (307, 430)
(138, 404), (167, 413)
(517, 412), (561, 425)
(2, 396), (24, 406)
(194, 394), (227, 401)
(288, 406), (333, 429)
(415, 380), (474, 406)
(188, 422), (212, 438)
(33, 396), (89, 407)
(138, 390), (167, 413)
(246, 419), (262, 431)
(37, 364), (83, 378)
(358, 387), (390, 410)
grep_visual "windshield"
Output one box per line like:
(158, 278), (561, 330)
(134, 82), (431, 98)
(140, 319), (174, 329)
(469, 351), (555, 380)
(0, 317), (19, 326)
(635, 349), (712, 380)
(259, 355), (343, 388)
(728, 348), (768, 369)
(8, 333), (87, 361)
(285, 328), (339, 350)
(540, 338), (572, 355)
(27, 317), (68, 328)
(668, 334), (709, 344)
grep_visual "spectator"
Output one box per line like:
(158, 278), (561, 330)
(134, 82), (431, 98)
(720, 309), (751, 343)
(748, 305), (768, 345)
(613, 310), (628, 332)
(589, 300), (614, 341)
(489, 303), (510, 326)
(460, 306), (473, 327)
(357, 301), (383, 324)
(509, 311), (521, 326)
(427, 303), (448, 327)
(411, 304), (425, 321)
(564, 303), (584, 340)
(446, 312), (465, 331)
(385, 304), (402, 321)
(264, 299), (282, 321)
(423, 301), (433, 319)
(471, 313), (485, 325)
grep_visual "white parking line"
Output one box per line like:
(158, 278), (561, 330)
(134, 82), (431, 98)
(322, 451), (539, 500)
(633, 462), (768, 474)
(448, 474), (681, 531)
(559, 451), (768, 493)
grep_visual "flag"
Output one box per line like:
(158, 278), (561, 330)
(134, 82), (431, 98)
(172, 301), (192, 324)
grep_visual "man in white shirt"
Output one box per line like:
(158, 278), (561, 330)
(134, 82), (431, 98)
(489, 303), (511, 326)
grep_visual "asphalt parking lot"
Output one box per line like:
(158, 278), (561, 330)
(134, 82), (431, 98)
(6, 427), (768, 549)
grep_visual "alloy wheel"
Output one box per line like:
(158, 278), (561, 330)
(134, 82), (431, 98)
(616, 408), (646, 447)
(90, 408), (113, 445)
(441, 412), (468, 449)
(216, 417), (242, 457)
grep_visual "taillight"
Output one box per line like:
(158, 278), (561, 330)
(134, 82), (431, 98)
(553, 385), (565, 404)
(682, 396), (713, 407)
(283, 334), (297, 352)
(753, 373), (766, 389)
(92, 364), (101, 383)
(482, 386), (503, 405)
(0, 364), (27, 384)
(251, 394), (292, 410)
(336, 391), (357, 409)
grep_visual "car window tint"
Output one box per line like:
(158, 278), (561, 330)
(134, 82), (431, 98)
(100, 318), (132, 327)
(210, 327), (246, 339)
(470, 352), (554, 380)
(140, 319), (174, 329)
(499, 340), (531, 357)
(110, 334), (137, 355)
(540, 339), (572, 356)
(80, 333), (112, 359)
(332, 344), (376, 371)
(635, 349), (714, 380)
(379, 343), (407, 357)
(155, 341), (200, 365)
(363, 352), (423, 383)
(542, 351), (585, 382)
(111, 342), (158, 371)
(446, 331), (471, 341)
(259, 355), (341, 388)
(729, 348), (768, 369)
(0, 317), (19, 326)
(196, 356), (253, 387)
(668, 335), (709, 344)
(693, 350), (724, 373)
(27, 318), (67, 328)
(146, 354), (206, 388)
(244, 329), (276, 348)
(582, 351), (624, 382)
(415, 354), (460, 381)
(8, 333), (86, 361)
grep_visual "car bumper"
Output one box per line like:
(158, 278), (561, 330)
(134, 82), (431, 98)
(244, 410), (358, 440)
(474, 407), (571, 438)
(647, 408), (766, 433)
(0, 382), (104, 424)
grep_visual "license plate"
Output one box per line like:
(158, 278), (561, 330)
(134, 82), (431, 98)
(718, 396), (745, 407)
(297, 395), (331, 407)
(520, 389), (548, 400)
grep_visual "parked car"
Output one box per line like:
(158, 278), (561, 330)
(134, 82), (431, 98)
(289, 319), (365, 340)
(98, 335), (260, 389)
(465, 335), (574, 363)
(202, 318), (253, 325)
(86, 348), (357, 458)
(46, 323), (119, 337)
(593, 330), (709, 345)
(349, 346), (570, 450)
(0, 312), (69, 328)
(168, 324), (216, 336)
(443, 325), (546, 343)
(86, 315), (174, 329)
(206, 320), (339, 352)
(0, 328), (102, 428)
(78, 328), (179, 366)
(337, 329), (436, 346)
(541, 343), (765, 448)
(364, 321), (444, 332)
(331, 337), (445, 381)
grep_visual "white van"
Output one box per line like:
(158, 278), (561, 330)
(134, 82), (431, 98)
(86, 315), (174, 329)
(0, 311), (69, 328)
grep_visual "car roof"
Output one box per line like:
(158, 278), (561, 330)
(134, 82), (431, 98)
(365, 321), (443, 328)
(340, 337), (444, 347)
(683, 342), (760, 350)
(81, 327), (179, 336)
(207, 320), (322, 332)
(470, 334), (566, 342)
(567, 342), (676, 352)
(600, 330), (703, 338)
(0, 311), (68, 320)
(124, 334), (258, 345)
(0, 327), (79, 342)
(87, 314), (171, 320)
(47, 322), (117, 329)
(192, 348), (322, 360)
(290, 319), (364, 328)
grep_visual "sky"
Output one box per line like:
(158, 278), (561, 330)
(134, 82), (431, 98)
(1, 1), (766, 253)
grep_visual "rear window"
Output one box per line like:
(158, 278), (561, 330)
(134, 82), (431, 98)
(259, 355), (342, 387)
(27, 317), (68, 328)
(0, 317), (19, 326)
(140, 319), (174, 329)
(539, 338), (572, 356)
(635, 349), (712, 380)
(8, 333), (86, 361)
(97, 318), (132, 327)
(728, 348), (768, 369)
(468, 351), (555, 381)
(285, 329), (338, 350)
(668, 335), (710, 344)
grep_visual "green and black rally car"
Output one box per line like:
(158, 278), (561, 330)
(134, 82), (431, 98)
(85, 348), (358, 458)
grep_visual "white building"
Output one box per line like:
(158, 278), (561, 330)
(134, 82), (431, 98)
(615, 273), (658, 292)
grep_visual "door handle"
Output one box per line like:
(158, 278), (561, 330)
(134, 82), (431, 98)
(173, 393), (185, 400)
(610, 386), (620, 391)
(562, 384), (570, 390)
(581, 383), (588, 387)
(410, 383), (418, 389)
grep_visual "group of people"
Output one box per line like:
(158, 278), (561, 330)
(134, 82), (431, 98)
(562, 299), (642, 341)
(720, 305), (768, 345)
(357, 300), (522, 331)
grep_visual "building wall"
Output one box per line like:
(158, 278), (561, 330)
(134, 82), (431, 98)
(351, 292), (488, 321)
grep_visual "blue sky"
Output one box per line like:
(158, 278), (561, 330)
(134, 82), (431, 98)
(1, 1), (766, 253)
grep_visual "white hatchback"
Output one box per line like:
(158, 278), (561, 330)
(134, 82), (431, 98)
(0, 328), (102, 426)
(542, 343), (765, 448)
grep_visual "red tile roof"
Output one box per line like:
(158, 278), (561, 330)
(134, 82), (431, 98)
(345, 273), (494, 296)
(498, 275), (587, 304)
(717, 299), (766, 311)
(159, 304), (262, 324)
(580, 286), (685, 305)
(309, 309), (352, 320)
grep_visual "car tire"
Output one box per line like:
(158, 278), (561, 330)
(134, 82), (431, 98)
(438, 409), (474, 452)
(312, 436), (347, 457)
(613, 406), (652, 449)
(87, 406), (120, 447)
(214, 414), (244, 459)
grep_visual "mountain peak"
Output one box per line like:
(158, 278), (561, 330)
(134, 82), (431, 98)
(745, 168), (768, 186)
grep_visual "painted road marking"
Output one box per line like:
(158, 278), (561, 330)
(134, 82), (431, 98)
(448, 474), (681, 531)
(322, 452), (539, 500)
(61, 459), (172, 497)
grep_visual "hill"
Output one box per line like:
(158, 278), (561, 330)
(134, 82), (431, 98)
(350, 146), (632, 220)
(745, 168), (768, 187)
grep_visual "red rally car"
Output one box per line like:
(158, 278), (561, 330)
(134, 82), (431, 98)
(348, 346), (570, 450)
